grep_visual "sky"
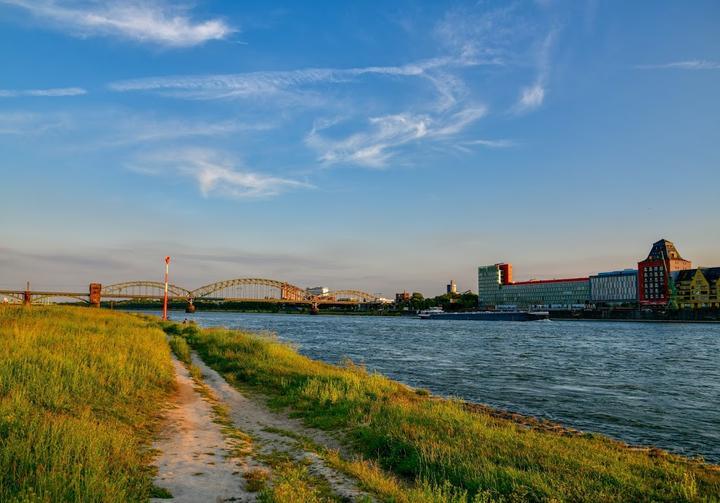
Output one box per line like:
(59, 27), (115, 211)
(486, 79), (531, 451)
(1, 0), (719, 297)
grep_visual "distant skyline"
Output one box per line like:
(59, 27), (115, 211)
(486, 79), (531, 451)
(1, 0), (719, 296)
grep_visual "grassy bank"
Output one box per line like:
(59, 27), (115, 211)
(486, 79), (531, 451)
(0, 306), (175, 502)
(172, 323), (720, 502)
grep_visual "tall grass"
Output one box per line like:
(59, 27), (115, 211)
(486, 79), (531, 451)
(0, 306), (175, 502)
(177, 325), (720, 502)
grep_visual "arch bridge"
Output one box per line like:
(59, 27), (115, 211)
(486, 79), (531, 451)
(102, 281), (192, 300)
(0, 278), (385, 307)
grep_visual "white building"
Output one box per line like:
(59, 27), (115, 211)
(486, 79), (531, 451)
(306, 286), (330, 296)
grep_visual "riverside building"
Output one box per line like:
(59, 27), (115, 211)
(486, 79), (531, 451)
(674, 268), (720, 309)
(637, 239), (692, 307)
(478, 263), (589, 309)
(478, 238), (715, 311)
(589, 270), (638, 305)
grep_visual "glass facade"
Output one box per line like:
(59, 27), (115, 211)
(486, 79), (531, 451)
(477, 264), (503, 305)
(478, 263), (590, 308)
(589, 270), (638, 304)
(498, 279), (590, 307)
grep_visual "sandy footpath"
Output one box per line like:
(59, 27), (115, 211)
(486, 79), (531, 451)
(191, 352), (371, 501)
(151, 357), (255, 502)
(152, 352), (372, 502)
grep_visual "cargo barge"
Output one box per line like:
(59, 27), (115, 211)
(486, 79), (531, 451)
(418, 308), (549, 321)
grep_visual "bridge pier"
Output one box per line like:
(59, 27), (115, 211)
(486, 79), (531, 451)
(23, 282), (31, 306)
(89, 283), (102, 308)
(185, 298), (196, 313)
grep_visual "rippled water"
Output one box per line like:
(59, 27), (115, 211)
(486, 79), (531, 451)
(148, 310), (720, 462)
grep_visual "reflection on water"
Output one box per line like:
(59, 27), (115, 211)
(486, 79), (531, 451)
(146, 310), (720, 462)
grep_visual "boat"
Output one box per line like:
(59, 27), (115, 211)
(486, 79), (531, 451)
(418, 308), (549, 321)
(418, 307), (445, 319)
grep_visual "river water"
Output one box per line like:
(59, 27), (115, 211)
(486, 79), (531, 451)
(149, 310), (719, 463)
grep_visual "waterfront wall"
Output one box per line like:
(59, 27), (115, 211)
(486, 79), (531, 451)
(550, 307), (720, 322)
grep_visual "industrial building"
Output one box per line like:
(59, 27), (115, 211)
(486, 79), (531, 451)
(637, 239), (692, 306)
(589, 270), (638, 305)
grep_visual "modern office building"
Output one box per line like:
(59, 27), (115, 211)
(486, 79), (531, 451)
(638, 239), (692, 306)
(500, 278), (590, 307)
(674, 267), (720, 309)
(478, 263), (589, 308)
(306, 286), (329, 296)
(477, 264), (507, 305)
(589, 270), (638, 305)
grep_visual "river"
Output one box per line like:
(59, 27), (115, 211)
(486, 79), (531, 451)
(145, 310), (720, 463)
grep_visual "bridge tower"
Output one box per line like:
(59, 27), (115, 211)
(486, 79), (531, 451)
(89, 283), (102, 308)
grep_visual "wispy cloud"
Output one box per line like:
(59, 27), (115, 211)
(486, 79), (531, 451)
(434, 4), (520, 64)
(0, 112), (70, 134)
(516, 84), (545, 111)
(0, 87), (86, 97)
(464, 139), (516, 148)
(305, 107), (487, 168)
(0, 0), (233, 47)
(128, 149), (311, 198)
(108, 58), (457, 100)
(512, 29), (557, 114)
(451, 138), (516, 154)
(635, 60), (720, 70)
(99, 115), (275, 146)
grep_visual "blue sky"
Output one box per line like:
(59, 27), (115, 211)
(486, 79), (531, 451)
(1, 0), (718, 296)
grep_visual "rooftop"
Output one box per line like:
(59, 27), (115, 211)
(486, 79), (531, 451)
(509, 277), (589, 286)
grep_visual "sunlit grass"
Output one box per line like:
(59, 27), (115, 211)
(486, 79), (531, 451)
(177, 324), (720, 502)
(0, 306), (175, 502)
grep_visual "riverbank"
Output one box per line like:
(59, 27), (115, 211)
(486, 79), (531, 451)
(171, 319), (720, 502)
(0, 306), (175, 501)
(550, 307), (720, 323)
(117, 302), (720, 323)
(3, 306), (719, 501)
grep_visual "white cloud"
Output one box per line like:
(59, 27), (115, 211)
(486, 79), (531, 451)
(0, 0), (233, 47)
(128, 149), (311, 198)
(434, 4), (519, 64)
(0, 87), (86, 97)
(306, 114), (430, 168)
(516, 83), (545, 111)
(636, 60), (720, 70)
(512, 29), (557, 114)
(98, 115), (275, 146)
(0, 112), (70, 134)
(464, 139), (515, 148)
(108, 58), (455, 99)
(305, 106), (487, 168)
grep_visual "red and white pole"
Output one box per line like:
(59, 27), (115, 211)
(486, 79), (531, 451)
(162, 256), (171, 321)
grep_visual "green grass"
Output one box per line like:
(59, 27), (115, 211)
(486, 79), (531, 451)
(0, 306), (175, 502)
(173, 324), (720, 503)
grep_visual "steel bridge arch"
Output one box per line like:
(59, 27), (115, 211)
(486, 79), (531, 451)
(191, 278), (308, 301)
(31, 294), (89, 305)
(1, 293), (24, 304)
(102, 281), (191, 299)
(319, 290), (382, 303)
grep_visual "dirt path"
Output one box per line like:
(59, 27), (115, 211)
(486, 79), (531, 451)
(191, 352), (371, 502)
(151, 357), (255, 502)
(152, 352), (371, 502)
